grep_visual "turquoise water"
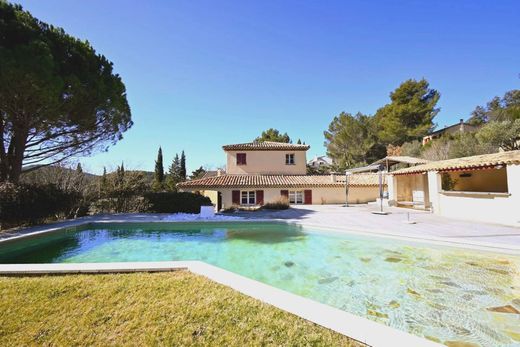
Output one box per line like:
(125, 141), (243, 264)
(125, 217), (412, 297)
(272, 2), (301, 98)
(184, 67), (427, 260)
(1, 222), (519, 346)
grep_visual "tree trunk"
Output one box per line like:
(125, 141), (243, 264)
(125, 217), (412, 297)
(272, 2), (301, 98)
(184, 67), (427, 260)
(2, 126), (28, 183)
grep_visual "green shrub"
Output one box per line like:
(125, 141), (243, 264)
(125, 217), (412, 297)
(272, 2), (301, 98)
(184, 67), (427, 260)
(144, 192), (212, 213)
(0, 182), (81, 229)
(262, 199), (290, 210)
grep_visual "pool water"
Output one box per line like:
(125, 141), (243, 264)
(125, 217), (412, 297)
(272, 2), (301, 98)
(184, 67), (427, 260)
(1, 222), (519, 346)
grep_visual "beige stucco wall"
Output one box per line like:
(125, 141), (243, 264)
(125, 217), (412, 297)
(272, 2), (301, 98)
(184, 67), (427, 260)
(392, 173), (430, 208)
(443, 167), (508, 192)
(214, 186), (379, 209)
(226, 150), (307, 175)
(201, 190), (218, 206)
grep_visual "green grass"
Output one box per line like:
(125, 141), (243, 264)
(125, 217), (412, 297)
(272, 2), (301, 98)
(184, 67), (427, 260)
(0, 271), (363, 346)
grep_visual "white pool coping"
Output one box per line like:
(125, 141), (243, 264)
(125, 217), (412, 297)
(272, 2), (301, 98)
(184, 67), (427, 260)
(0, 261), (441, 347)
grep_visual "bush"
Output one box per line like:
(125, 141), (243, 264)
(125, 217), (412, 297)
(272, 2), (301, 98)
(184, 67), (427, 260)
(144, 192), (212, 213)
(0, 182), (81, 229)
(262, 199), (290, 210)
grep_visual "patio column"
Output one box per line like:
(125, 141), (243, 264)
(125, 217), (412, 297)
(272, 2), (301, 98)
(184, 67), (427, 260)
(427, 171), (441, 214)
(387, 174), (396, 202)
(507, 164), (520, 215)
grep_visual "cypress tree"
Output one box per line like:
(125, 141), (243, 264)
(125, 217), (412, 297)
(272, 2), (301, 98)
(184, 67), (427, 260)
(101, 167), (107, 187)
(153, 147), (164, 190)
(76, 163), (83, 173)
(100, 166), (108, 197)
(180, 150), (186, 181)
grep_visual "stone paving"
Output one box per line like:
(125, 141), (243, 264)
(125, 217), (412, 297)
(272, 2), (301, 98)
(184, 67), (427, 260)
(233, 204), (520, 251)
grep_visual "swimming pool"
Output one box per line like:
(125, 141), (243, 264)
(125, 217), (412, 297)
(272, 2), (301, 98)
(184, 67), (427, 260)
(0, 222), (519, 346)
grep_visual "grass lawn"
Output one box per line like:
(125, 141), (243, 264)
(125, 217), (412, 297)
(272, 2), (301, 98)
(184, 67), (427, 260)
(0, 271), (363, 346)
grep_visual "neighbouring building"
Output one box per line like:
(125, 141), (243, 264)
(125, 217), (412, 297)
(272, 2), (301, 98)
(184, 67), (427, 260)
(307, 155), (333, 169)
(422, 119), (479, 145)
(388, 150), (520, 226)
(178, 141), (383, 210)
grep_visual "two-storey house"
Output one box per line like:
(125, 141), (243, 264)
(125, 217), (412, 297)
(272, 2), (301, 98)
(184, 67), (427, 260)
(178, 141), (382, 210)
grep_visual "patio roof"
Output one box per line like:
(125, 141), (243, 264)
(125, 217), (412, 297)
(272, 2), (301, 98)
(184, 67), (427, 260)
(222, 141), (310, 151)
(392, 150), (520, 175)
(371, 156), (429, 166)
(177, 173), (384, 189)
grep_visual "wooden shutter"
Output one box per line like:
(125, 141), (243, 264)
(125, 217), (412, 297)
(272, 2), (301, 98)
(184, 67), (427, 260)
(237, 153), (246, 165)
(304, 190), (312, 204)
(280, 190), (289, 199)
(232, 190), (240, 205)
(256, 190), (264, 205)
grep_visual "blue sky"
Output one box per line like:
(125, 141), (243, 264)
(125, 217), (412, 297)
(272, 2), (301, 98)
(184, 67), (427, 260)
(16, 0), (520, 174)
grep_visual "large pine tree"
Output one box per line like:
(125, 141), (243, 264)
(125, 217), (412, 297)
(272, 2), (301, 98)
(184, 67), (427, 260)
(375, 79), (440, 145)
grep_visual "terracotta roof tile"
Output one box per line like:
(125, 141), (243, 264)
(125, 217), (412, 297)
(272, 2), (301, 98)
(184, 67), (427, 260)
(222, 141), (310, 151)
(392, 150), (520, 175)
(178, 173), (384, 189)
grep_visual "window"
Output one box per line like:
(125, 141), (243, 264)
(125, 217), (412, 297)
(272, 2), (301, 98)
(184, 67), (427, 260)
(288, 191), (303, 204)
(241, 191), (256, 205)
(236, 153), (247, 165)
(285, 153), (295, 165)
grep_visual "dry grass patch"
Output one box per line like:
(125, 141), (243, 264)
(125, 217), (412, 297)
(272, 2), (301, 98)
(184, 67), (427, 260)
(0, 271), (363, 346)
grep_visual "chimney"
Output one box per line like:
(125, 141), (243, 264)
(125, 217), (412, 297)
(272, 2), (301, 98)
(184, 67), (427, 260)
(217, 169), (222, 177)
(459, 118), (465, 132)
(330, 172), (337, 183)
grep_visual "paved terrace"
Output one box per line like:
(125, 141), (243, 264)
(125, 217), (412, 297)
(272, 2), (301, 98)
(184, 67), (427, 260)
(236, 204), (520, 252)
(1, 204), (519, 253)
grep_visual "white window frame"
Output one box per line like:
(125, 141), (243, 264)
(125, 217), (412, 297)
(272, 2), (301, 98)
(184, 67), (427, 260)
(285, 153), (295, 165)
(288, 190), (304, 204)
(241, 190), (256, 205)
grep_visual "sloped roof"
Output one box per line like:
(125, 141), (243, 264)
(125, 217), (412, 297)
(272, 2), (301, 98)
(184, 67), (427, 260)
(222, 141), (310, 151)
(372, 156), (429, 166)
(429, 122), (479, 136)
(392, 150), (520, 175)
(200, 170), (225, 179)
(178, 173), (384, 189)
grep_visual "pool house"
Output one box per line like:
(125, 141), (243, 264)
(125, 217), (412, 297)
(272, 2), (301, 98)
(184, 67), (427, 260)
(388, 150), (520, 226)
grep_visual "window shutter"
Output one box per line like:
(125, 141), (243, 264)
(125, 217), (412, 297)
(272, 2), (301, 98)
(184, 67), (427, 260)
(256, 190), (264, 205)
(280, 190), (289, 199)
(304, 190), (312, 204)
(232, 190), (240, 205)
(236, 153), (247, 165)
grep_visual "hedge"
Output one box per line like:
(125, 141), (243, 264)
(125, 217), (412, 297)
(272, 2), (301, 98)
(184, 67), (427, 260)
(0, 182), (80, 228)
(144, 192), (212, 213)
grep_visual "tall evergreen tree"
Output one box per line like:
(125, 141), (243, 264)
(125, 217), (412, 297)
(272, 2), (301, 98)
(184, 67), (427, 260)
(100, 166), (107, 197)
(180, 150), (187, 181)
(166, 154), (181, 191)
(375, 79), (440, 145)
(190, 166), (206, 180)
(255, 128), (291, 143)
(0, 2), (132, 183)
(76, 163), (83, 174)
(324, 112), (383, 169)
(153, 147), (164, 191)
